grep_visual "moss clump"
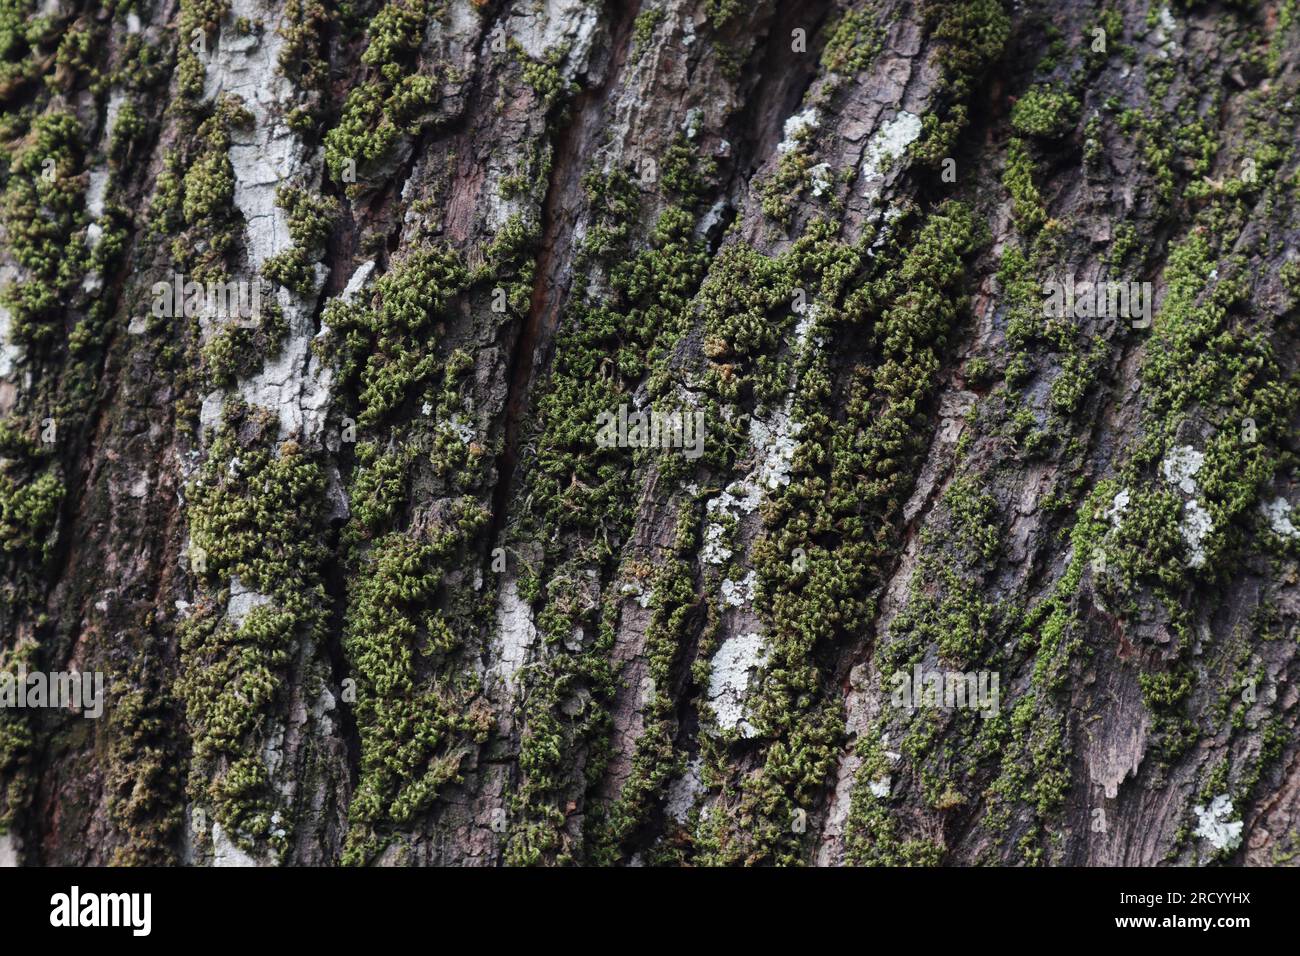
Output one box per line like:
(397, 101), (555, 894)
(151, 94), (251, 279)
(324, 0), (439, 184)
(761, 143), (819, 228)
(516, 43), (575, 112)
(177, 0), (230, 100)
(590, 508), (700, 861)
(505, 154), (715, 861)
(341, 527), (493, 864)
(347, 442), (410, 539)
(261, 185), (339, 294)
(0, 640), (37, 832)
(820, 9), (884, 74)
(277, 0), (332, 131)
(0, 0), (59, 96)
(695, 202), (984, 865)
(201, 297), (288, 387)
(483, 212), (539, 318)
(0, 467), (63, 560)
(525, 191), (709, 533)
(105, 660), (185, 865)
(701, 0), (743, 26)
(1010, 84), (1081, 139)
(910, 0), (1010, 166)
(1002, 137), (1046, 231)
(631, 6), (665, 58)
(316, 244), (470, 426)
(108, 99), (148, 165)
(0, 110), (89, 342)
(180, 401), (330, 855)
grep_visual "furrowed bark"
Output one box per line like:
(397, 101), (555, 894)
(0, 0), (1297, 868)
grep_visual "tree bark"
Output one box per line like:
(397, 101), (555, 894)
(0, 0), (1298, 867)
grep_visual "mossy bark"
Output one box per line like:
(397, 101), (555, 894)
(1, 0), (1299, 867)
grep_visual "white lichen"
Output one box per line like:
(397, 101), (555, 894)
(701, 480), (762, 565)
(701, 521), (732, 566)
(492, 576), (536, 688)
(226, 576), (273, 626)
(0, 265), (23, 380)
(720, 570), (757, 608)
(809, 162), (833, 197)
(0, 832), (19, 867)
(1180, 499), (1213, 569)
(620, 581), (653, 609)
(508, 0), (600, 77)
(777, 108), (819, 154)
(750, 407), (802, 491)
(1161, 445), (1204, 495)
(211, 820), (267, 867)
(1261, 497), (1298, 538)
(1192, 793), (1243, 853)
(707, 632), (768, 737)
(860, 111), (922, 190)
(664, 756), (704, 824)
(197, 0), (334, 441)
(1106, 488), (1131, 527)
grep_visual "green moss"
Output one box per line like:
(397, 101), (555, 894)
(0, 0), (58, 94)
(177, 0), (230, 100)
(631, 6), (665, 58)
(261, 185), (339, 294)
(0, 467), (63, 560)
(686, 202), (986, 865)
(0, 110), (89, 342)
(483, 212), (539, 317)
(516, 43), (575, 112)
(317, 244), (470, 426)
(347, 443), (410, 538)
(180, 402), (330, 855)
(341, 527), (493, 864)
(522, 177), (710, 534)
(108, 99), (147, 164)
(820, 9), (884, 74)
(760, 144), (818, 228)
(278, 0), (332, 130)
(843, 735), (945, 865)
(701, 0), (743, 26)
(1002, 136), (1046, 231)
(324, 0), (440, 184)
(1010, 84), (1080, 139)
(590, 510), (700, 860)
(154, 94), (253, 277)
(0, 640), (37, 831)
(909, 0), (1010, 168)
(1048, 338), (1104, 417)
(201, 298), (287, 387)
(182, 146), (235, 225)
(1140, 667), (1195, 709)
(925, 0), (1011, 101)
(505, 154), (716, 862)
(1116, 108), (1180, 206)
(104, 661), (185, 865)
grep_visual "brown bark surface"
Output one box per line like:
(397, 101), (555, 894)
(0, 0), (1297, 867)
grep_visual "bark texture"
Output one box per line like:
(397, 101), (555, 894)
(0, 0), (1299, 867)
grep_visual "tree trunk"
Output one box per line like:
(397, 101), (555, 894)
(0, 0), (1298, 867)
